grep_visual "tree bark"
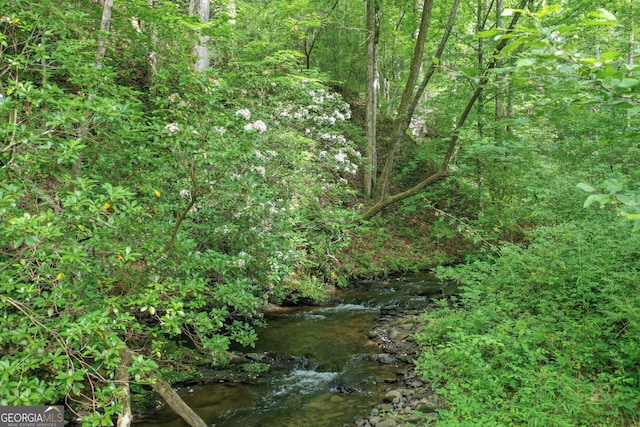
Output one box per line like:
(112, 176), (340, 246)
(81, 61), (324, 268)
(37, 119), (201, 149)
(95, 0), (114, 68)
(408, 0), (461, 118)
(189, 0), (210, 72)
(374, 0), (434, 201)
(116, 349), (133, 427)
(476, 0), (488, 137)
(495, 0), (507, 135)
(115, 347), (206, 427)
(364, 0), (381, 197)
(147, 372), (207, 427)
(147, 0), (158, 78)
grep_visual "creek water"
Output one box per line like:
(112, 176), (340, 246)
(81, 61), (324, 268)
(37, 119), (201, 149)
(134, 272), (454, 427)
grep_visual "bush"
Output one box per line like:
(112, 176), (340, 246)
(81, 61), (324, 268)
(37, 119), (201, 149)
(415, 215), (640, 426)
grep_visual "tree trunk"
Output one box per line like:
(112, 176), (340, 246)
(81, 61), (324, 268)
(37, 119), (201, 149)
(147, 372), (207, 427)
(374, 0), (434, 201)
(189, 0), (210, 72)
(147, 0), (158, 78)
(116, 349), (133, 427)
(362, 0), (529, 220)
(364, 0), (381, 198)
(495, 0), (507, 135)
(115, 347), (206, 427)
(476, 0), (487, 137)
(95, 0), (114, 68)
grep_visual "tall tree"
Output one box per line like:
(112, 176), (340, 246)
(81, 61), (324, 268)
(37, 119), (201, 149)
(95, 0), (114, 68)
(362, 0), (528, 219)
(190, 0), (210, 71)
(364, 0), (381, 197)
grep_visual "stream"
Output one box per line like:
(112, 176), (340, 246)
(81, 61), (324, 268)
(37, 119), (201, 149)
(134, 272), (455, 427)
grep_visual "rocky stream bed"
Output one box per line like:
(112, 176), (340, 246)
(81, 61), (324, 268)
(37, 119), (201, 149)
(358, 306), (444, 427)
(134, 273), (452, 427)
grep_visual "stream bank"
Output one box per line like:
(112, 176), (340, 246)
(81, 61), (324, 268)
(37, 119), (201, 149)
(133, 272), (453, 426)
(357, 305), (444, 427)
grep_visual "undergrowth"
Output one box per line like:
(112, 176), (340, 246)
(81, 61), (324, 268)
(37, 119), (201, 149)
(416, 214), (640, 426)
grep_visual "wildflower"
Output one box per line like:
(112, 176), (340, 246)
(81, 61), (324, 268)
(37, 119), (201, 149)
(165, 122), (179, 133)
(214, 126), (226, 135)
(236, 109), (251, 120)
(254, 166), (266, 176)
(244, 120), (268, 133)
(334, 151), (348, 163)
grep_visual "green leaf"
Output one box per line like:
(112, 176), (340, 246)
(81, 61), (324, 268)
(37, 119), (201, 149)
(576, 182), (595, 193)
(516, 58), (536, 68)
(618, 78), (640, 88)
(587, 8), (617, 22)
(501, 40), (523, 56)
(476, 28), (502, 39)
(583, 194), (612, 208)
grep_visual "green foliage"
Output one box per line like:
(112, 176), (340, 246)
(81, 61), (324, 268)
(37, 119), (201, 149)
(578, 178), (640, 230)
(416, 217), (640, 426)
(0, 0), (365, 422)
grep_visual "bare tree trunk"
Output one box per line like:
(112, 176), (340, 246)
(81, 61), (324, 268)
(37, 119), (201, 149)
(628, 1), (636, 122)
(364, 0), (381, 198)
(95, 0), (114, 68)
(116, 349), (133, 427)
(374, 0), (434, 201)
(147, 0), (158, 78)
(189, 0), (210, 71)
(409, 0), (461, 116)
(495, 0), (506, 135)
(147, 372), (207, 427)
(476, 0), (489, 137)
(117, 348), (206, 427)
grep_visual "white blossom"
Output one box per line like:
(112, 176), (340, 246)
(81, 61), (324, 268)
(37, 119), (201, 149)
(165, 122), (179, 133)
(236, 108), (251, 120)
(244, 120), (268, 133)
(334, 151), (348, 163)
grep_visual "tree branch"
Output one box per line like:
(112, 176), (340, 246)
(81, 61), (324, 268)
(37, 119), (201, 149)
(362, 0), (531, 220)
